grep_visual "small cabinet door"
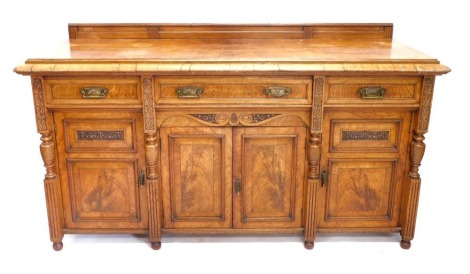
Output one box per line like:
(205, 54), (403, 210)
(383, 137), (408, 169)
(317, 111), (410, 228)
(233, 127), (306, 229)
(54, 111), (148, 230)
(160, 127), (233, 229)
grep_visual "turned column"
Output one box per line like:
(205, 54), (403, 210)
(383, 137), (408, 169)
(32, 77), (64, 251)
(142, 77), (162, 250)
(400, 76), (435, 249)
(304, 76), (324, 249)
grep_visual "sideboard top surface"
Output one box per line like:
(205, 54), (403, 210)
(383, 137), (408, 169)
(14, 23), (450, 75)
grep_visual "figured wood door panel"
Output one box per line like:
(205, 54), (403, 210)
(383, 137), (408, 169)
(318, 159), (401, 228)
(54, 111), (147, 229)
(160, 127), (232, 229)
(67, 159), (145, 227)
(233, 127), (305, 229)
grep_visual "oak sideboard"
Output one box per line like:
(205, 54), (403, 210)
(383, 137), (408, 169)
(14, 23), (450, 251)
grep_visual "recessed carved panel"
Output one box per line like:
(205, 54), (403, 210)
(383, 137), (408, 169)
(77, 130), (125, 141)
(142, 77), (156, 132)
(312, 77), (324, 133)
(418, 77), (435, 132)
(342, 131), (389, 141)
(32, 78), (47, 132)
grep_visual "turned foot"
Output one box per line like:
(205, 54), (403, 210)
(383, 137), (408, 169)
(52, 242), (63, 251)
(304, 241), (314, 250)
(151, 241), (161, 250)
(400, 240), (411, 249)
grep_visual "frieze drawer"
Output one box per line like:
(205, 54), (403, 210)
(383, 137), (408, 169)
(324, 76), (422, 106)
(155, 76), (312, 105)
(44, 77), (142, 106)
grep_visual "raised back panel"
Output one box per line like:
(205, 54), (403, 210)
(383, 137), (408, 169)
(69, 24), (393, 40)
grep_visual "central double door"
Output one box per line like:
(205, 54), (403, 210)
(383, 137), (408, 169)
(160, 126), (306, 230)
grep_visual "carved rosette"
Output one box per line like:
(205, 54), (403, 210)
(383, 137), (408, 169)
(312, 77), (324, 133)
(189, 113), (281, 126)
(143, 77), (155, 132)
(32, 78), (47, 132)
(418, 77), (435, 133)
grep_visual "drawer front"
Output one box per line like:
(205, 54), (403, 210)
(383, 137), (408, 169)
(62, 118), (137, 153)
(155, 77), (312, 105)
(326, 111), (411, 153)
(324, 76), (422, 105)
(55, 111), (142, 154)
(45, 77), (141, 105)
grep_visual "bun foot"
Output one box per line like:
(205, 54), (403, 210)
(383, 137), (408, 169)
(400, 240), (411, 250)
(151, 241), (161, 250)
(304, 241), (314, 250)
(52, 242), (63, 251)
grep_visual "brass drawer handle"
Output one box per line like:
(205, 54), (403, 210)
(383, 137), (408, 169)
(81, 87), (108, 99)
(264, 86), (292, 98)
(358, 87), (386, 99)
(176, 86), (204, 98)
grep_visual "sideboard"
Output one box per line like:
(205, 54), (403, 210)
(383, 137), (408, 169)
(14, 23), (450, 250)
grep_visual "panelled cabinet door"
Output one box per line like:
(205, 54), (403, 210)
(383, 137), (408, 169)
(54, 111), (148, 229)
(317, 111), (411, 228)
(160, 127), (233, 229)
(232, 127), (306, 229)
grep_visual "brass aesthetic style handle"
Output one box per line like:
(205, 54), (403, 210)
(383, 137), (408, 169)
(321, 171), (327, 187)
(234, 178), (242, 195)
(176, 86), (204, 98)
(138, 170), (145, 186)
(81, 87), (108, 99)
(358, 87), (386, 99)
(264, 86), (292, 97)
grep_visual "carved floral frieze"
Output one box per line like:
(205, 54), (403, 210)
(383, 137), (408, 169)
(189, 113), (281, 126)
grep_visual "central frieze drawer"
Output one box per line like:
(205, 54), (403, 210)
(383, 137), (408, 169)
(155, 76), (312, 105)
